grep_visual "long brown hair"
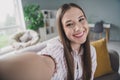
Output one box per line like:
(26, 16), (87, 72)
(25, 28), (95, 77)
(56, 3), (92, 80)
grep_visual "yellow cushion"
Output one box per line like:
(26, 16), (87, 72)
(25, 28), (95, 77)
(91, 38), (113, 78)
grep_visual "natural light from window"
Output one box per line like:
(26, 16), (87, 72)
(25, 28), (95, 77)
(0, 0), (15, 26)
(0, 0), (25, 49)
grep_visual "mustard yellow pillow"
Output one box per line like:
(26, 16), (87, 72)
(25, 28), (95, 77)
(91, 38), (113, 78)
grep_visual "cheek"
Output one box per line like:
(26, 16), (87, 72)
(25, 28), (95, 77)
(86, 26), (89, 33)
(64, 28), (73, 37)
(84, 23), (89, 33)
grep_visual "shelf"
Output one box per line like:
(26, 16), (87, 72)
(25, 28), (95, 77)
(39, 10), (58, 42)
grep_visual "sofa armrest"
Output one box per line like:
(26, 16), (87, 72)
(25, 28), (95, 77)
(108, 49), (119, 72)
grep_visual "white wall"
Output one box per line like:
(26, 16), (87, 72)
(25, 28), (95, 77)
(22, 0), (120, 41)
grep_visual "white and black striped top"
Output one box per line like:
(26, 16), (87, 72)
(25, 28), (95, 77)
(38, 38), (97, 80)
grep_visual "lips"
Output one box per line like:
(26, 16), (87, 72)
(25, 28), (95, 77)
(73, 31), (84, 38)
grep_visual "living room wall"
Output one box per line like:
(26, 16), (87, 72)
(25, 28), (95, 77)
(22, 0), (120, 41)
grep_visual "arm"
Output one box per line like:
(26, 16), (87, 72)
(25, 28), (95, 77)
(0, 52), (55, 80)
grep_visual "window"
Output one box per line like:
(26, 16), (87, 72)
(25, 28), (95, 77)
(0, 0), (25, 48)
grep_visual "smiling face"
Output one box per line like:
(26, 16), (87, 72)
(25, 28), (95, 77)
(62, 7), (89, 48)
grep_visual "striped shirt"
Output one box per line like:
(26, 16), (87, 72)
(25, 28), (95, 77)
(37, 38), (97, 80)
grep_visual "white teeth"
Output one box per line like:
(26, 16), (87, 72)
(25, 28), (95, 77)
(74, 32), (84, 37)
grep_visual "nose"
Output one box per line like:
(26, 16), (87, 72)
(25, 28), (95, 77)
(74, 23), (82, 32)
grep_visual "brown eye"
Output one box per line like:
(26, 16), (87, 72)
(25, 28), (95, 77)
(79, 18), (84, 22)
(66, 23), (74, 28)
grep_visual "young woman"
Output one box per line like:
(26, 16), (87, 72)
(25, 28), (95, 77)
(0, 3), (96, 80)
(38, 3), (97, 80)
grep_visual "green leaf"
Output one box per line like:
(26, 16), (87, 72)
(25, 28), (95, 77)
(23, 4), (44, 31)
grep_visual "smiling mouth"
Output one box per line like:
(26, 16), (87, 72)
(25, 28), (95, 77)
(73, 31), (84, 38)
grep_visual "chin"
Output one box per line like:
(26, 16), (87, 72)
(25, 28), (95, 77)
(75, 35), (87, 44)
(79, 39), (86, 44)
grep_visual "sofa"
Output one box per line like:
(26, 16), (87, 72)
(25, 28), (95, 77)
(94, 49), (120, 80)
(0, 37), (120, 80)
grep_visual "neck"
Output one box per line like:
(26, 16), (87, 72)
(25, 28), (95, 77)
(71, 42), (81, 52)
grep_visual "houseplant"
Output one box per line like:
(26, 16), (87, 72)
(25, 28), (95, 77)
(23, 4), (44, 31)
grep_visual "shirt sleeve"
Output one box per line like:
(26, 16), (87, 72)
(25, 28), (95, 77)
(37, 39), (67, 80)
(90, 45), (97, 80)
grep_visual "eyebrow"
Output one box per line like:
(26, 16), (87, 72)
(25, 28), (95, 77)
(78, 15), (85, 19)
(65, 15), (85, 23)
(65, 20), (72, 23)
